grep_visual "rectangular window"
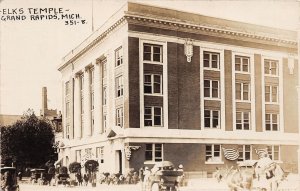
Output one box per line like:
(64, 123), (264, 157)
(265, 113), (279, 131)
(75, 150), (81, 163)
(265, 85), (278, 103)
(267, 145), (280, 160)
(103, 113), (107, 133)
(205, 144), (221, 162)
(204, 80), (219, 98)
(204, 110), (220, 129)
(145, 144), (163, 162)
(236, 111), (250, 130)
(96, 147), (104, 163)
(236, 82), (250, 101)
(102, 62), (107, 79)
(115, 47), (123, 67)
(102, 86), (107, 105)
(203, 51), (220, 69)
(65, 81), (70, 95)
(238, 145), (251, 161)
(264, 59), (278, 76)
(116, 75), (123, 97)
(116, 107), (123, 127)
(144, 74), (162, 94)
(144, 106), (163, 127)
(235, 56), (250, 73)
(143, 44), (163, 63)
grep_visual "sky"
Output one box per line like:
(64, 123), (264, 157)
(0, 0), (299, 115)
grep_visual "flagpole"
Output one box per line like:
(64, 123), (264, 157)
(91, 0), (94, 32)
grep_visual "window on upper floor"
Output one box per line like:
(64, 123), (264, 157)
(103, 113), (107, 133)
(238, 145), (251, 161)
(116, 75), (123, 97)
(265, 113), (279, 131)
(144, 74), (162, 95)
(144, 106), (163, 127)
(205, 144), (221, 163)
(236, 82), (250, 101)
(265, 85), (278, 103)
(145, 143), (163, 162)
(267, 145), (280, 161)
(204, 110), (220, 129)
(143, 44), (163, 63)
(235, 56), (250, 73)
(116, 107), (123, 127)
(264, 59), (278, 76)
(65, 81), (70, 96)
(102, 62), (107, 80)
(236, 111), (250, 130)
(102, 86), (107, 106)
(115, 47), (123, 67)
(66, 124), (70, 139)
(204, 79), (219, 99)
(203, 51), (220, 69)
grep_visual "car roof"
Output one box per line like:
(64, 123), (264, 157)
(1, 167), (16, 170)
(153, 161), (174, 168)
(30, 168), (46, 171)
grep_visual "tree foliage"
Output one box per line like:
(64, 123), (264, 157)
(69, 162), (81, 173)
(84, 160), (99, 173)
(1, 109), (55, 168)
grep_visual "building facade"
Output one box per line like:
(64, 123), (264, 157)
(57, 2), (299, 176)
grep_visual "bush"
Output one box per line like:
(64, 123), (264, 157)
(69, 162), (81, 174)
(84, 160), (99, 173)
(59, 166), (68, 174)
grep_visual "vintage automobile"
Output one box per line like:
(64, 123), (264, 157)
(1, 166), (20, 191)
(30, 168), (47, 184)
(146, 161), (183, 191)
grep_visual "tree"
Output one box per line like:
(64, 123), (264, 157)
(1, 109), (56, 169)
(69, 162), (81, 174)
(84, 160), (99, 185)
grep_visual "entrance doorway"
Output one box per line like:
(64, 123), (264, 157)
(115, 150), (122, 174)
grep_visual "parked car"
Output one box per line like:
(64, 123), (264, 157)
(1, 166), (20, 191)
(146, 161), (183, 191)
(30, 169), (46, 184)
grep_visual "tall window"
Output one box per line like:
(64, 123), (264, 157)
(265, 113), (279, 131)
(116, 75), (123, 97)
(143, 44), (163, 63)
(144, 74), (162, 94)
(115, 47), (123, 67)
(144, 106), (163, 127)
(205, 144), (221, 162)
(116, 107), (123, 127)
(235, 56), (250, 73)
(203, 51), (220, 69)
(145, 144), (163, 162)
(267, 145), (280, 160)
(204, 80), (219, 98)
(90, 68), (94, 134)
(204, 110), (220, 128)
(265, 85), (278, 103)
(236, 82), (250, 101)
(102, 62), (107, 79)
(65, 81), (70, 138)
(238, 145), (251, 161)
(96, 147), (104, 163)
(103, 113), (107, 133)
(264, 59), (278, 76)
(80, 74), (84, 137)
(236, 111), (250, 130)
(102, 86), (107, 105)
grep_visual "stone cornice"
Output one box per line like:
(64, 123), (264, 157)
(124, 12), (297, 47)
(58, 17), (126, 71)
(58, 7), (297, 72)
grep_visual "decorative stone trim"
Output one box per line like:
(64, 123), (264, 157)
(184, 38), (193, 63)
(124, 14), (296, 46)
(124, 146), (141, 160)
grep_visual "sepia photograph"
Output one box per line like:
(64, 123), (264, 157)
(0, 0), (299, 190)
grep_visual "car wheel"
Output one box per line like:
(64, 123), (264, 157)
(151, 183), (160, 191)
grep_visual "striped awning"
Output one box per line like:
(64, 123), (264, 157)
(222, 147), (239, 161)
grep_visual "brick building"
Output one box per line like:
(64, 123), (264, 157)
(57, 2), (299, 176)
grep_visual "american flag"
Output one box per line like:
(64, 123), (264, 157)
(222, 147), (239, 161)
(255, 148), (268, 159)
